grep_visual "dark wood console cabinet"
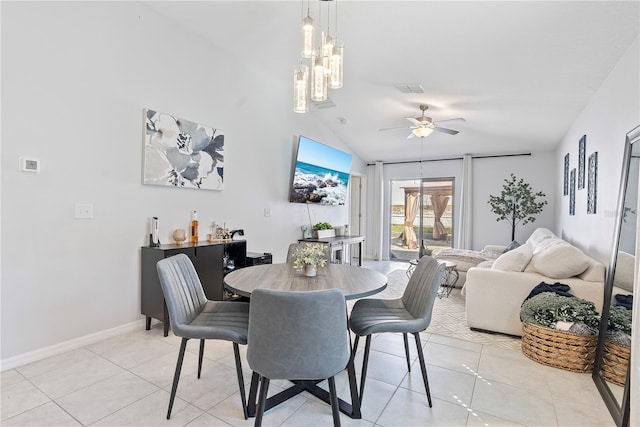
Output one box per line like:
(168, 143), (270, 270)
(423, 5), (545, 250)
(141, 240), (247, 336)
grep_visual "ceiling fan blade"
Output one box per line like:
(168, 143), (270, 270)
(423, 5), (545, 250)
(379, 126), (410, 131)
(406, 132), (415, 139)
(433, 127), (459, 135)
(435, 117), (465, 124)
(405, 117), (422, 125)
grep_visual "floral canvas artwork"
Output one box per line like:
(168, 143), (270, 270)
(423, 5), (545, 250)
(143, 109), (224, 191)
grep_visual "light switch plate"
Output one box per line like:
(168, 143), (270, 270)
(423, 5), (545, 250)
(75, 203), (93, 219)
(20, 157), (40, 173)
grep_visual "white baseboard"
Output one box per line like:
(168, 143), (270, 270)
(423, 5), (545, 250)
(1, 319), (146, 371)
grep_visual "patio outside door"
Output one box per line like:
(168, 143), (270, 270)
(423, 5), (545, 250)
(390, 178), (454, 260)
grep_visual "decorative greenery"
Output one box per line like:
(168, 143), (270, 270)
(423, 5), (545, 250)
(488, 174), (548, 241)
(520, 292), (600, 331)
(608, 305), (632, 334)
(292, 243), (328, 271)
(312, 222), (333, 231)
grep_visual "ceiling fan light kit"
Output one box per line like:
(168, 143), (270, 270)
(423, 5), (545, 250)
(294, 0), (344, 113)
(381, 104), (465, 139)
(412, 127), (434, 138)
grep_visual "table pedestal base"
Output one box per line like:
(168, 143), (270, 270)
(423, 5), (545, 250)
(247, 356), (362, 419)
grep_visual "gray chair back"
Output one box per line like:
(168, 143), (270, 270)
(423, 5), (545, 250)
(286, 243), (300, 263)
(247, 288), (349, 380)
(401, 256), (445, 330)
(156, 253), (207, 337)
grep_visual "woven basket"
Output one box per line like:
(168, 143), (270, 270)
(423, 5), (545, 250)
(601, 340), (630, 386)
(521, 322), (598, 373)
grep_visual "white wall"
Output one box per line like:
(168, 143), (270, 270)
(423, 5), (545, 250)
(554, 37), (640, 266)
(365, 151), (555, 259)
(0, 2), (364, 363)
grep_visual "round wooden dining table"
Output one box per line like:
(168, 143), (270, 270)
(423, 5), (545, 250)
(224, 262), (387, 300)
(223, 262), (388, 420)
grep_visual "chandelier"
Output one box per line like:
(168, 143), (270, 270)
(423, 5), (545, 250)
(293, 0), (344, 113)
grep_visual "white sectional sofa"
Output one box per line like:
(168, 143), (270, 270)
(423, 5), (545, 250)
(464, 228), (606, 336)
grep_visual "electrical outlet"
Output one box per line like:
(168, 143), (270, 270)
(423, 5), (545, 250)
(264, 207), (271, 217)
(75, 203), (93, 219)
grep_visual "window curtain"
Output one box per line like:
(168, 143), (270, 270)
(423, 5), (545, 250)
(372, 161), (384, 260)
(456, 154), (473, 249)
(404, 191), (419, 249)
(431, 195), (449, 241)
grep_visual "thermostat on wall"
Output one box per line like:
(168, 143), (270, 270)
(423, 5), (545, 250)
(19, 157), (40, 173)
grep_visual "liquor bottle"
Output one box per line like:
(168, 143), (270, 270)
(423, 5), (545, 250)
(190, 210), (198, 243)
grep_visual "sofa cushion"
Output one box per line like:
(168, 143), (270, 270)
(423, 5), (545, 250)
(579, 262), (605, 282)
(492, 242), (533, 272)
(530, 243), (591, 279)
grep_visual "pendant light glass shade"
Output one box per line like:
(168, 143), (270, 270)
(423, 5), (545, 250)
(311, 50), (327, 101)
(328, 39), (343, 89)
(412, 127), (434, 138)
(321, 32), (333, 75)
(301, 15), (314, 59)
(293, 64), (309, 113)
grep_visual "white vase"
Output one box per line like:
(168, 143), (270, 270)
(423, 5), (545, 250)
(304, 264), (317, 277)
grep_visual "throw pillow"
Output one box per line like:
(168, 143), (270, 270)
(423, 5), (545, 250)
(614, 251), (635, 292)
(503, 240), (521, 253)
(526, 227), (557, 247)
(530, 243), (591, 279)
(492, 242), (533, 272)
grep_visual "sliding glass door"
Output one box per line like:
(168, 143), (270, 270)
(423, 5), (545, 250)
(390, 178), (454, 260)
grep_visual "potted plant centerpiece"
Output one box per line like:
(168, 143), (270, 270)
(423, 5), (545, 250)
(313, 222), (335, 239)
(292, 243), (328, 277)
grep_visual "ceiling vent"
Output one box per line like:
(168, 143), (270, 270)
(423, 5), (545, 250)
(393, 83), (424, 94)
(312, 97), (336, 109)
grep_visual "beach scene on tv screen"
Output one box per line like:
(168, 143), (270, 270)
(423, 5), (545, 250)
(291, 137), (352, 205)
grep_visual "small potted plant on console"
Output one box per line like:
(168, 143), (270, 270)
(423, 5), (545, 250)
(313, 222), (334, 239)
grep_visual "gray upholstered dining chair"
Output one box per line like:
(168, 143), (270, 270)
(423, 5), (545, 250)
(247, 288), (350, 427)
(349, 255), (444, 406)
(156, 254), (250, 420)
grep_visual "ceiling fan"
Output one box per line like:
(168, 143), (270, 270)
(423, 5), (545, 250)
(380, 104), (465, 139)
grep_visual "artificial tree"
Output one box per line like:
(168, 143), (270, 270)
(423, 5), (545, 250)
(488, 174), (548, 242)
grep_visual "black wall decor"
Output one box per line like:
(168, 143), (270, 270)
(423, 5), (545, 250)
(570, 168), (576, 215)
(578, 135), (586, 189)
(564, 153), (570, 196)
(587, 152), (598, 214)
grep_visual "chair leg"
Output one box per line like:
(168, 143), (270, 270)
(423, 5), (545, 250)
(413, 332), (432, 407)
(233, 343), (248, 420)
(352, 335), (360, 357)
(198, 339), (205, 379)
(359, 335), (372, 402)
(403, 333), (411, 372)
(254, 376), (270, 427)
(328, 376), (341, 427)
(247, 371), (260, 417)
(167, 337), (188, 419)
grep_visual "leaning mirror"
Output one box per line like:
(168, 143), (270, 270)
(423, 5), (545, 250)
(593, 124), (640, 427)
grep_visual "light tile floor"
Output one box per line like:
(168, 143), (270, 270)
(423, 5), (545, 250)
(1, 261), (616, 426)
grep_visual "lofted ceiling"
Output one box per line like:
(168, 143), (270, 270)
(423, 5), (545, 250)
(148, 1), (639, 163)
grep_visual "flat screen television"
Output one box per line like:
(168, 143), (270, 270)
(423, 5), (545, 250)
(290, 135), (353, 205)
